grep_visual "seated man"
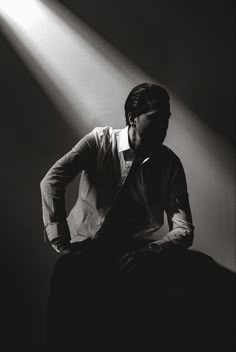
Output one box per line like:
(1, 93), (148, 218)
(40, 83), (194, 351)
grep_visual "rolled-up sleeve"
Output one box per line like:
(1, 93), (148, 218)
(40, 130), (97, 242)
(156, 158), (194, 249)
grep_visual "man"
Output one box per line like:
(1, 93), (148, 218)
(41, 83), (194, 351)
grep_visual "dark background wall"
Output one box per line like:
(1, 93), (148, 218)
(0, 1), (234, 351)
(58, 0), (234, 142)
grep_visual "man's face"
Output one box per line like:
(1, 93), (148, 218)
(131, 105), (170, 154)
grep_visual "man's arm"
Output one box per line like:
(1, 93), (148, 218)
(40, 130), (97, 251)
(152, 158), (194, 252)
(117, 158), (194, 271)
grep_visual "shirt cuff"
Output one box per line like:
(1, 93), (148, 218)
(154, 228), (194, 249)
(44, 222), (71, 242)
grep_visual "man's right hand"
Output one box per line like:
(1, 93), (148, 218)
(51, 237), (92, 255)
(50, 237), (72, 254)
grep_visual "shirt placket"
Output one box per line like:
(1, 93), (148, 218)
(140, 164), (153, 224)
(104, 158), (133, 216)
(93, 151), (133, 237)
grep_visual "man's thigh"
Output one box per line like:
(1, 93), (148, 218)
(45, 243), (115, 350)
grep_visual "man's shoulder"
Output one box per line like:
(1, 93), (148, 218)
(160, 145), (180, 162)
(92, 126), (121, 137)
(91, 126), (122, 143)
(158, 145), (183, 170)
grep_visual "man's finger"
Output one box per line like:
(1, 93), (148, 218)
(118, 252), (135, 266)
(119, 256), (134, 270)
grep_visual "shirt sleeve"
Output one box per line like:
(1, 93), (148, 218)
(155, 157), (194, 250)
(40, 130), (98, 242)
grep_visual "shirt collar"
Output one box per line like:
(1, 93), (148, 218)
(118, 126), (131, 153)
(118, 126), (151, 164)
(117, 126), (135, 162)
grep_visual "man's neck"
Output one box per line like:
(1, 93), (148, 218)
(128, 125), (151, 162)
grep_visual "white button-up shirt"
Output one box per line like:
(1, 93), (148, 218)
(40, 126), (194, 249)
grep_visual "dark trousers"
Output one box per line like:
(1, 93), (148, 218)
(44, 239), (235, 352)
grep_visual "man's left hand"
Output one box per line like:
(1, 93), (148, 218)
(117, 243), (161, 272)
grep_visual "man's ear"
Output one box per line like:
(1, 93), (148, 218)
(128, 112), (136, 126)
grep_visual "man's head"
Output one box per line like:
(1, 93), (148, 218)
(124, 83), (171, 156)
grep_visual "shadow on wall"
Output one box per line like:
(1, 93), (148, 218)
(0, 32), (81, 352)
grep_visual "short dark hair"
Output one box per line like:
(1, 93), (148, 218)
(124, 83), (170, 125)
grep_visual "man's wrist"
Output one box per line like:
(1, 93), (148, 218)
(147, 242), (162, 253)
(51, 237), (70, 252)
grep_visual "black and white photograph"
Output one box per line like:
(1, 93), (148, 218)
(0, 1), (235, 351)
